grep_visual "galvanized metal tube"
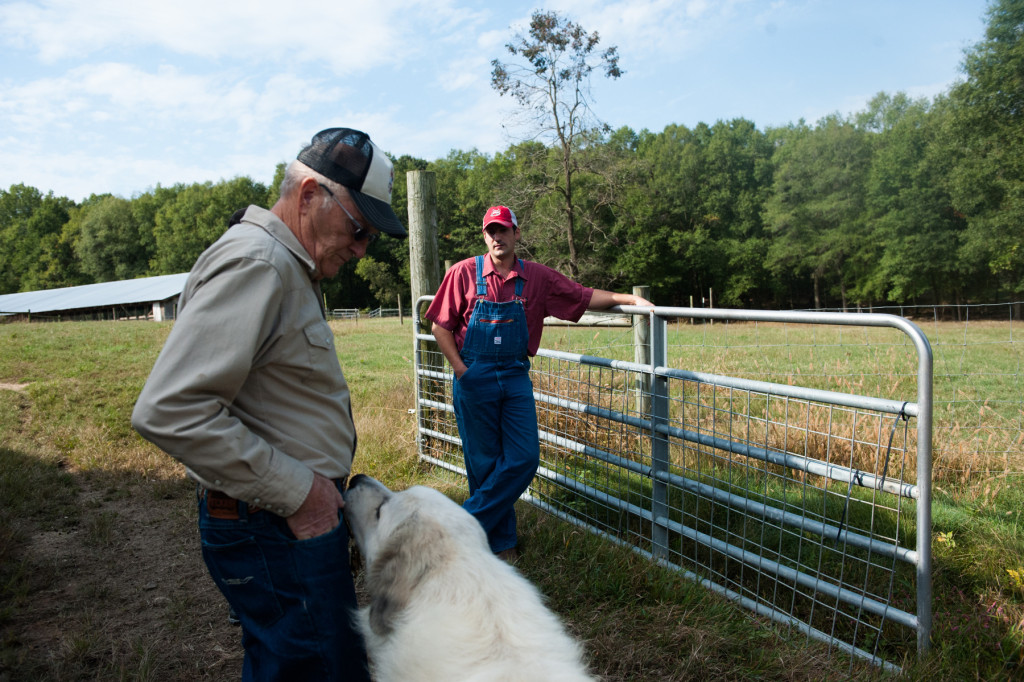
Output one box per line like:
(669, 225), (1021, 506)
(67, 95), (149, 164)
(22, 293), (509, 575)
(650, 313), (671, 558)
(538, 426), (916, 563)
(532, 464), (918, 630)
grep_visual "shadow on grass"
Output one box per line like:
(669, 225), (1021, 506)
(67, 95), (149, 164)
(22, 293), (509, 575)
(0, 446), (242, 682)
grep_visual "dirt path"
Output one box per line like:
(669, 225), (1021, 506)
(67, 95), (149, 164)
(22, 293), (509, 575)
(9, 476), (245, 680)
(0, 382), (29, 391)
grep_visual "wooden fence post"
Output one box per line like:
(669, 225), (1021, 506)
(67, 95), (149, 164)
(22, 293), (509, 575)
(633, 285), (651, 417)
(407, 171), (444, 418)
(408, 171), (441, 313)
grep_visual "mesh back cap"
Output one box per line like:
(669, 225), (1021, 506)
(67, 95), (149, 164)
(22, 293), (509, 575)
(297, 128), (406, 238)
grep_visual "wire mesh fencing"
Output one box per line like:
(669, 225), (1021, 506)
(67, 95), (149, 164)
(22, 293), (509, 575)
(862, 303), (1021, 485)
(414, 299), (938, 671)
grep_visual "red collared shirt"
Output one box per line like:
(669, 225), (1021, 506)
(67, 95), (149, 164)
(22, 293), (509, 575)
(426, 256), (594, 356)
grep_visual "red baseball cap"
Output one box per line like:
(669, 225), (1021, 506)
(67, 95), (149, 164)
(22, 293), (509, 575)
(482, 205), (518, 231)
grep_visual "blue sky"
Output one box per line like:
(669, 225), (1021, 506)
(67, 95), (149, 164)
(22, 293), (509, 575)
(0, 0), (991, 203)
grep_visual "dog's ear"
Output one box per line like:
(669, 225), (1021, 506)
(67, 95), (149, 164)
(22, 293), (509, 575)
(365, 511), (450, 637)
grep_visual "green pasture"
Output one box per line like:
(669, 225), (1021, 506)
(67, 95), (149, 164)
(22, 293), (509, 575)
(0, 318), (1021, 680)
(543, 316), (1022, 476)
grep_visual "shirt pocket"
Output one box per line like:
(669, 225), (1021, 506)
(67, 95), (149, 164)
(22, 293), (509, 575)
(302, 322), (344, 393)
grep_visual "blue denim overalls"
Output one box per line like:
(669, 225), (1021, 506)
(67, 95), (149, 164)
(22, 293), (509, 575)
(452, 255), (539, 553)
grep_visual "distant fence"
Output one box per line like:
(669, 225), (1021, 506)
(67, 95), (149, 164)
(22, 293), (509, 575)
(329, 307), (404, 320)
(414, 297), (935, 672)
(368, 307), (402, 319)
(330, 308), (360, 320)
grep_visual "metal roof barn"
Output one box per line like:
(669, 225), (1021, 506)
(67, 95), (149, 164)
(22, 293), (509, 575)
(0, 273), (189, 321)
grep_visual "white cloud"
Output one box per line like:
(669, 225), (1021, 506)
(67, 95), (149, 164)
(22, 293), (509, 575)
(0, 0), (990, 201)
(533, 0), (756, 59)
(0, 0), (479, 72)
(0, 62), (341, 135)
(437, 53), (492, 93)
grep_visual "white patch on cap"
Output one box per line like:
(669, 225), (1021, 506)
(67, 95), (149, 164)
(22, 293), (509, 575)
(362, 139), (394, 203)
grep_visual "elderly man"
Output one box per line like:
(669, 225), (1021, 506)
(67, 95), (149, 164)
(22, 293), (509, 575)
(132, 128), (404, 681)
(426, 205), (653, 562)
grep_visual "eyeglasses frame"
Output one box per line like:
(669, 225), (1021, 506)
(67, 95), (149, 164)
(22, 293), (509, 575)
(318, 183), (379, 245)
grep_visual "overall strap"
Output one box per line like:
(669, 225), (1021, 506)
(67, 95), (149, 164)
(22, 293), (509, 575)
(475, 256), (525, 300)
(474, 255), (487, 298)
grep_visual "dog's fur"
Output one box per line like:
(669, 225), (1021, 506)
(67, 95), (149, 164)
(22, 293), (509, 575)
(343, 475), (596, 682)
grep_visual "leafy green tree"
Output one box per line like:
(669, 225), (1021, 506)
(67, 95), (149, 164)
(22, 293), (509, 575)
(857, 92), (968, 304)
(267, 162), (286, 207)
(354, 256), (404, 307)
(491, 9), (623, 280)
(695, 119), (774, 306)
(763, 116), (871, 308)
(33, 204), (91, 290)
(130, 184), (182, 276)
(429, 150), (485, 262)
(0, 185), (74, 293)
(611, 120), (772, 307)
(76, 195), (151, 282)
(614, 124), (705, 305)
(586, 126), (646, 256)
(150, 177), (268, 274)
(425, 147), (532, 266)
(0, 184), (41, 292)
(948, 0), (1024, 297)
(19, 195), (76, 291)
(558, 126), (648, 290)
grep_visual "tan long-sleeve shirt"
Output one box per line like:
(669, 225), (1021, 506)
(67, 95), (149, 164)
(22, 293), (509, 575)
(131, 206), (356, 517)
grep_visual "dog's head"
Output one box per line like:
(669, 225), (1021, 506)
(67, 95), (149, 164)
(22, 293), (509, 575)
(343, 475), (488, 636)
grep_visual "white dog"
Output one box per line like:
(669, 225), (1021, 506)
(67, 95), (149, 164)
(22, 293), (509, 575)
(343, 474), (596, 682)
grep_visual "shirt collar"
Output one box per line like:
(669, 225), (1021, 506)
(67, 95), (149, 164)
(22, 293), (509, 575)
(240, 205), (318, 278)
(481, 255), (527, 282)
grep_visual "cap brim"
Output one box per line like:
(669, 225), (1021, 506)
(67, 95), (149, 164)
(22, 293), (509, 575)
(482, 218), (516, 231)
(349, 190), (407, 238)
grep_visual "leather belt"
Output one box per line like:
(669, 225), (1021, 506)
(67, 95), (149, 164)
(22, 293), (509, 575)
(203, 488), (261, 520)
(201, 477), (348, 520)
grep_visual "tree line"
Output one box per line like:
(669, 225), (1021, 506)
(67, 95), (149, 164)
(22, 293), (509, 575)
(1, 0), (1021, 311)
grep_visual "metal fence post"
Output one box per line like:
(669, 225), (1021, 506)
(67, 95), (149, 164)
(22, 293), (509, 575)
(650, 311), (670, 558)
(913, 328), (934, 658)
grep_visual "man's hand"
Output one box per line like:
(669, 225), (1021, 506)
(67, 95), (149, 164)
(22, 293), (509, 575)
(432, 322), (469, 378)
(286, 473), (344, 540)
(589, 289), (656, 310)
(631, 295), (654, 307)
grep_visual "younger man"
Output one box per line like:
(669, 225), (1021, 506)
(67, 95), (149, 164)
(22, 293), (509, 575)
(426, 205), (653, 561)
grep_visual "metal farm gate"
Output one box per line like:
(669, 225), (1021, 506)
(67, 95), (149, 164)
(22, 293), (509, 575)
(413, 299), (933, 671)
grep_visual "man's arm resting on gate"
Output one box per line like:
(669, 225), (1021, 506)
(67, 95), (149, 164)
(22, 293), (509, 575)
(588, 289), (654, 310)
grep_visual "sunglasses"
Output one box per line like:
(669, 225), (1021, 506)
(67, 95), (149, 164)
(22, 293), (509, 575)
(319, 183), (380, 245)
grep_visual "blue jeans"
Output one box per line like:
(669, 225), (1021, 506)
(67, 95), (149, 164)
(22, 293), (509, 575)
(198, 489), (369, 682)
(453, 357), (539, 553)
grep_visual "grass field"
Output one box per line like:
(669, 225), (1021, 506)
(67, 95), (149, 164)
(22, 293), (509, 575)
(1, 318), (1021, 680)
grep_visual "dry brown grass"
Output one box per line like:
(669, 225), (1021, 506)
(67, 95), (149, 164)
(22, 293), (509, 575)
(2, 318), (1022, 680)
